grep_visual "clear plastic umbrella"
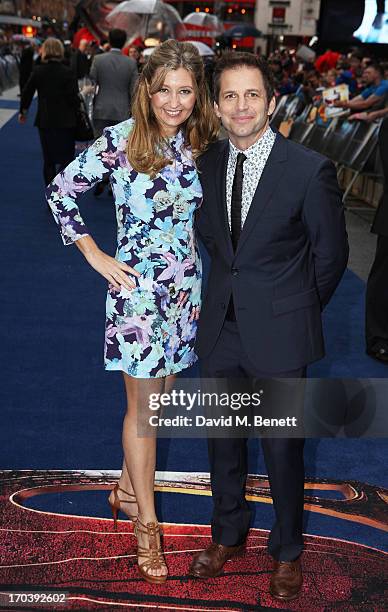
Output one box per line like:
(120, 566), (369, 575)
(110, 0), (157, 13)
(188, 40), (215, 56)
(142, 46), (157, 56)
(183, 12), (222, 32)
(143, 40), (214, 57)
(106, 0), (185, 39)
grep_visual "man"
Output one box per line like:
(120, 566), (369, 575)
(335, 63), (388, 113)
(335, 61), (358, 95)
(90, 28), (138, 137)
(89, 28), (138, 195)
(189, 52), (348, 601)
(71, 38), (92, 80)
(365, 116), (388, 362)
(303, 69), (323, 105)
(19, 42), (38, 96)
(123, 45), (143, 72)
(349, 53), (363, 79)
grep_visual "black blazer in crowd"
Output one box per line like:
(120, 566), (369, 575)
(372, 117), (388, 237)
(196, 132), (349, 373)
(20, 60), (79, 129)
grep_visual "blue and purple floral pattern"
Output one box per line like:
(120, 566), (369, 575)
(46, 119), (202, 378)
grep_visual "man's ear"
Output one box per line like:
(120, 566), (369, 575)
(214, 100), (221, 118)
(268, 95), (276, 116)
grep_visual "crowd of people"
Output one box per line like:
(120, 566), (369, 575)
(266, 47), (388, 121)
(14, 32), (388, 141)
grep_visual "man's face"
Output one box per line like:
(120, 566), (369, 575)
(363, 66), (378, 85)
(349, 57), (360, 71)
(269, 61), (281, 73)
(79, 39), (88, 53)
(307, 72), (320, 88)
(128, 46), (139, 60)
(361, 57), (371, 69)
(214, 66), (276, 149)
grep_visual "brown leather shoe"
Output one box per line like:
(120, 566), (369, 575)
(270, 558), (303, 601)
(189, 542), (245, 578)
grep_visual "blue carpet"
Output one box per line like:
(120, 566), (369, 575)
(0, 106), (386, 554)
(0, 99), (19, 109)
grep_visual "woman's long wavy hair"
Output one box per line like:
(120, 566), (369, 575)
(127, 39), (219, 177)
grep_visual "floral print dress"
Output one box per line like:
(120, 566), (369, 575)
(46, 119), (202, 378)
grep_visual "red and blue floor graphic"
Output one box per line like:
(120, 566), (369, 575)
(0, 470), (387, 610)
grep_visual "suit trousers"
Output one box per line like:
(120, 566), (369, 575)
(38, 128), (75, 186)
(200, 319), (306, 562)
(365, 235), (388, 353)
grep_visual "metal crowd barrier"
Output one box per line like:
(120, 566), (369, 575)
(270, 93), (305, 130)
(0, 53), (19, 94)
(271, 95), (382, 203)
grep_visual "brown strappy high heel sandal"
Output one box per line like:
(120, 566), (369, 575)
(108, 483), (138, 531)
(134, 517), (168, 584)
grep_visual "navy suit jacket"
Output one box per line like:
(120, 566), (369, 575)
(195, 131), (349, 373)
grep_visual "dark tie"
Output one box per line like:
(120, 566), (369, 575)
(230, 152), (246, 251)
(226, 152), (246, 322)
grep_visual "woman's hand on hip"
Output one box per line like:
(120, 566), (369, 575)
(86, 249), (140, 290)
(75, 235), (140, 291)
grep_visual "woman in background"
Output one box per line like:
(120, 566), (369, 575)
(19, 38), (79, 186)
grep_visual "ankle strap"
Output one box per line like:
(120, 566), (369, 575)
(135, 518), (161, 536)
(113, 483), (136, 503)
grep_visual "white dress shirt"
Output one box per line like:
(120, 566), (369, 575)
(226, 126), (276, 230)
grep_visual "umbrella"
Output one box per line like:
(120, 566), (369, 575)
(143, 40), (214, 57)
(108, 0), (158, 20)
(188, 40), (214, 56)
(224, 24), (262, 39)
(183, 12), (222, 32)
(11, 34), (40, 44)
(142, 46), (157, 56)
(106, 0), (184, 38)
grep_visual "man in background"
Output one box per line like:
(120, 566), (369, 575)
(366, 116), (388, 362)
(90, 28), (138, 138)
(335, 63), (388, 113)
(89, 28), (138, 195)
(71, 38), (91, 80)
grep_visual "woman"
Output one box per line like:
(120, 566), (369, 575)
(19, 38), (79, 186)
(46, 39), (218, 583)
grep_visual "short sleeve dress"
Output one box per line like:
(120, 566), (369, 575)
(46, 119), (202, 378)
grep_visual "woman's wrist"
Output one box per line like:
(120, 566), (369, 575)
(75, 234), (100, 257)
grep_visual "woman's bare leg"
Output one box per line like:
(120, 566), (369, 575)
(164, 374), (176, 395)
(109, 373), (176, 518)
(113, 373), (176, 578)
